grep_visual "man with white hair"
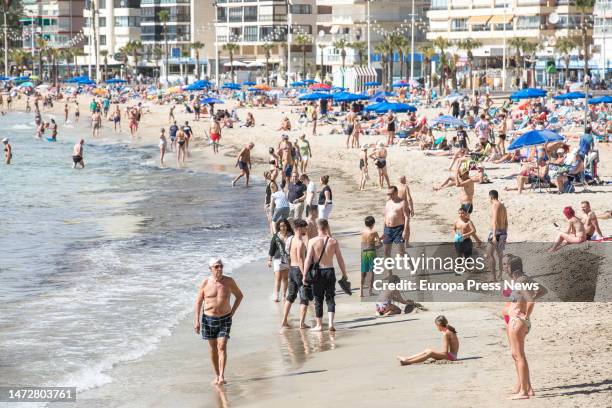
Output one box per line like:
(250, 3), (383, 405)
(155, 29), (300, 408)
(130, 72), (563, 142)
(194, 257), (244, 385)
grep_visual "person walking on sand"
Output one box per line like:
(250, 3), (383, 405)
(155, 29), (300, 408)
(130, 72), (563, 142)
(194, 257), (243, 385)
(487, 190), (508, 279)
(370, 142), (391, 189)
(281, 219), (310, 329)
(297, 134), (312, 173)
(397, 175), (415, 241)
(361, 216), (381, 297)
(581, 201), (603, 240)
(385, 110), (396, 146)
(303, 219), (349, 332)
(359, 144), (369, 191)
(383, 186), (410, 266)
(317, 175), (333, 220)
(64, 103), (69, 123)
(159, 128), (167, 167)
(3, 138), (12, 164)
(345, 108), (356, 149)
(502, 254), (547, 399)
(268, 219), (293, 302)
(72, 139), (85, 169)
(232, 143), (254, 187)
(210, 117), (222, 154)
(183, 121), (193, 155)
(169, 120), (178, 152)
(91, 110), (102, 138)
(287, 172), (307, 222)
(397, 316), (459, 365)
(168, 104), (176, 123)
(549, 206), (587, 252)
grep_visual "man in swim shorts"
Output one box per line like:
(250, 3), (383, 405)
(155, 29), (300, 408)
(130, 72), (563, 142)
(194, 257), (243, 385)
(210, 117), (222, 154)
(487, 190), (508, 279)
(72, 139), (85, 169)
(383, 186), (410, 263)
(169, 120), (178, 151)
(281, 220), (310, 329)
(232, 142), (254, 187)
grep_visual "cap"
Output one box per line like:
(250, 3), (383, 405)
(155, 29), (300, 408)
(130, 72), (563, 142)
(208, 257), (223, 268)
(2, 138), (8, 143)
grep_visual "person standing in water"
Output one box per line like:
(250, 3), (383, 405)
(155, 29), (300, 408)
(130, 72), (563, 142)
(74, 102), (80, 123)
(232, 143), (254, 187)
(91, 110), (102, 138)
(194, 257), (243, 385)
(303, 219), (349, 332)
(49, 119), (58, 141)
(3, 138), (12, 164)
(176, 127), (187, 167)
(159, 128), (167, 167)
(72, 139), (85, 169)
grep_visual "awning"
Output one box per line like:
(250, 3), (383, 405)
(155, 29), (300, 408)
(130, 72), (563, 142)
(489, 14), (514, 24)
(468, 15), (492, 25)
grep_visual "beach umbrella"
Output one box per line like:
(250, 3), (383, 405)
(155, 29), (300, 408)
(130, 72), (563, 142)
(332, 92), (369, 102)
(242, 81), (256, 86)
(223, 61), (247, 67)
(165, 86), (183, 94)
(309, 83), (331, 90)
(364, 101), (416, 113)
(430, 115), (467, 128)
(201, 97), (224, 104)
(0, 75), (9, 80)
(371, 90), (397, 100)
(298, 92), (332, 101)
(507, 129), (564, 151)
(291, 81), (305, 87)
(18, 81), (34, 88)
(365, 81), (381, 86)
(392, 80), (409, 88)
(184, 83), (207, 91)
(332, 86), (346, 91)
(553, 92), (589, 100)
(246, 61), (264, 68)
(92, 88), (109, 96)
(105, 78), (127, 84)
(302, 79), (316, 84)
(11, 75), (30, 81)
(254, 83), (271, 91)
(587, 95), (612, 104)
(510, 88), (547, 100)
(221, 83), (241, 90)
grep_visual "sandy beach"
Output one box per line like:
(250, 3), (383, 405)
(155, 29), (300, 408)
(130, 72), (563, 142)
(4, 93), (612, 407)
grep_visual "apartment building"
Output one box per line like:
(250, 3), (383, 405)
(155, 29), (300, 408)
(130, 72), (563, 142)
(214, 0), (317, 82)
(594, 0), (611, 80)
(21, 0), (85, 49)
(426, 0), (593, 68)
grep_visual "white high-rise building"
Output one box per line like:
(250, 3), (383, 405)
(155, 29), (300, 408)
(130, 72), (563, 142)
(594, 0), (611, 81)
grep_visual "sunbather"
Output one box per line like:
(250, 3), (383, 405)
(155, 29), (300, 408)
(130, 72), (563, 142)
(548, 206), (587, 252)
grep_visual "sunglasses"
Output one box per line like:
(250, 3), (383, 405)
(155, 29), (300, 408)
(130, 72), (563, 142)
(212, 264), (223, 269)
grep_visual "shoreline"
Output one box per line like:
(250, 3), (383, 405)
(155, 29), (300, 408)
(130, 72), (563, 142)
(4, 94), (612, 407)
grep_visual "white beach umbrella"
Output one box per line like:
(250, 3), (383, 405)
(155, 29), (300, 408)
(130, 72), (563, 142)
(224, 61), (248, 67)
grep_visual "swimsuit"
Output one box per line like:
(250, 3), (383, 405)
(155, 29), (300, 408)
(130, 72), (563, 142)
(178, 140), (185, 146)
(374, 158), (386, 169)
(461, 202), (473, 214)
(383, 225), (405, 244)
(488, 230), (507, 251)
(454, 237), (473, 258)
(361, 246), (376, 274)
(72, 155), (82, 163)
(510, 315), (531, 334)
(359, 158), (366, 170)
(238, 160), (248, 171)
(201, 313), (232, 340)
(312, 267), (336, 318)
(287, 266), (309, 305)
(211, 133), (220, 142)
(447, 352), (457, 361)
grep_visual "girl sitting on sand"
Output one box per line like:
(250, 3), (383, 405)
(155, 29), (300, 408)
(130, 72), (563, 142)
(397, 316), (459, 365)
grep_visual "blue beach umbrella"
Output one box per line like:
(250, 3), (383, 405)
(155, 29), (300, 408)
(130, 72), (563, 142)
(242, 81), (256, 86)
(11, 75), (30, 82)
(553, 92), (589, 100)
(365, 101), (416, 113)
(201, 97), (224, 104)
(302, 79), (316, 84)
(222, 83), (241, 90)
(298, 92), (332, 101)
(365, 81), (381, 86)
(184, 83), (207, 91)
(248, 87), (259, 92)
(430, 115), (467, 128)
(0, 75), (9, 80)
(332, 92), (369, 102)
(587, 95), (612, 104)
(507, 129), (564, 151)
(105, 78), (127, 84)
(291, 81), (305, 87)
(370, 90), (397, 101)
(18, 81), (34, 88)
(510, 88), (547, 100)
(392, 81), (409, 88)
(77, 79), (96, 85)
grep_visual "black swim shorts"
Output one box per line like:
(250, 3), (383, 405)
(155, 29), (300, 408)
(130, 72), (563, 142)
(202, 313), (232, 340)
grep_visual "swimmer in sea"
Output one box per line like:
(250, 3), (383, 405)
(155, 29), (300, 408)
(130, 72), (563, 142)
(3, 138), (12, 164)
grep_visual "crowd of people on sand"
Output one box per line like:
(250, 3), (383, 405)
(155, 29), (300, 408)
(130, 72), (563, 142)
(2, 80), (609, 398)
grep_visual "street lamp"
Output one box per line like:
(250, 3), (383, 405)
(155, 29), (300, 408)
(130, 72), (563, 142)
(366, 0), (372, 69)
(410, 0), (415, 82)
(3, 0), (12, 77)
(287, 0), (293, 82)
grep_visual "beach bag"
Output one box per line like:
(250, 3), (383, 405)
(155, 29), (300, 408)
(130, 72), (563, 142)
(274, 234), (290, 265)
(306, 237), (329, 284)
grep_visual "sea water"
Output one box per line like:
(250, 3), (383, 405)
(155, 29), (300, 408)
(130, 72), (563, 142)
(0, 112), (267, 390)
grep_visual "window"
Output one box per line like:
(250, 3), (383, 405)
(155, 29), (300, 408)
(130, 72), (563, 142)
(260, 25), (286, 41)
(273, 5), (287, 22)
(99, 17), (106, 27)
(516, 16), (541, 29)
(451, 18), (467, 31)
(114, 16), (140, 27)
(244, 26), (258, 41)
(290, 4), (311, 14)
(217, 7), (227, 22)
(431, 0), (448, 10)
(244, 6), (257, 22)
(228, 7), (242, 23)
(113, 0), (140, 7)
(291, 24), (312, 35)
(99, 35), (106, 45)
(229, 26), (242, 41)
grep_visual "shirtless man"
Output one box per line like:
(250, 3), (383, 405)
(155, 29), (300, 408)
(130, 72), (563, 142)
(281, 220), (310, 329)
(210, 117), (222, 154)
(457, 170), (475, 214)
(194, 257), (243, 385)
(91, 111), (102, 138)
(232, 142), (254, 187)
(64, 103), (69, 123)
(581, 201), (603, 240)
(453, 207), (481, 259)
(305, 205), (319, 240)
(72, 139), (85, 169)
(277, 135), (294, 189)
(384, 186), (410, 261)
(549, 206), (587, 252)
(303, 219), (348, 331)
(397, 176), (415, 242)
(487, 190), (508, 279)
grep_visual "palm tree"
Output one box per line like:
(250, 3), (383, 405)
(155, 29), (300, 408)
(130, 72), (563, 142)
(456, 38), (482, 91)
(294, 34), (311, 80)
(317, 43), (326, 81)
(554, 37), (578, 86)
(126, 40), (142, 78)
(153, 45), (163, 82)
(333, 38), (348, 85)
(433, 36), (450, 93)
(393, 37), (408, 82)
(280, 42), (288, 87)
(36, 37), (48, 81)
(576, 0), (595, 77)
(350, 41), (367, 67)
(521, 41), (540, 87)
(261, 43), (274, 84)
(191, 41), (204, 80)
(418, 43), (436, 88)
(100, 49), (108, 81)
(374, 42), (389, 89)
(157, 9), (170, 84)
(223, 42), (239, 82)
(508, 37), (527, 87)
(9, 49), (28, 75)
(384, 33), (404, 86)
(71, 47), (85, 77)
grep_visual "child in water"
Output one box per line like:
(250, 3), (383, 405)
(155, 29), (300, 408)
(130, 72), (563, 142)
(397, 315), (459, 365)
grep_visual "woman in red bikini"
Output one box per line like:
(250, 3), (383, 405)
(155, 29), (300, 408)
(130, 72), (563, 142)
(397, 315), (459, 365)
